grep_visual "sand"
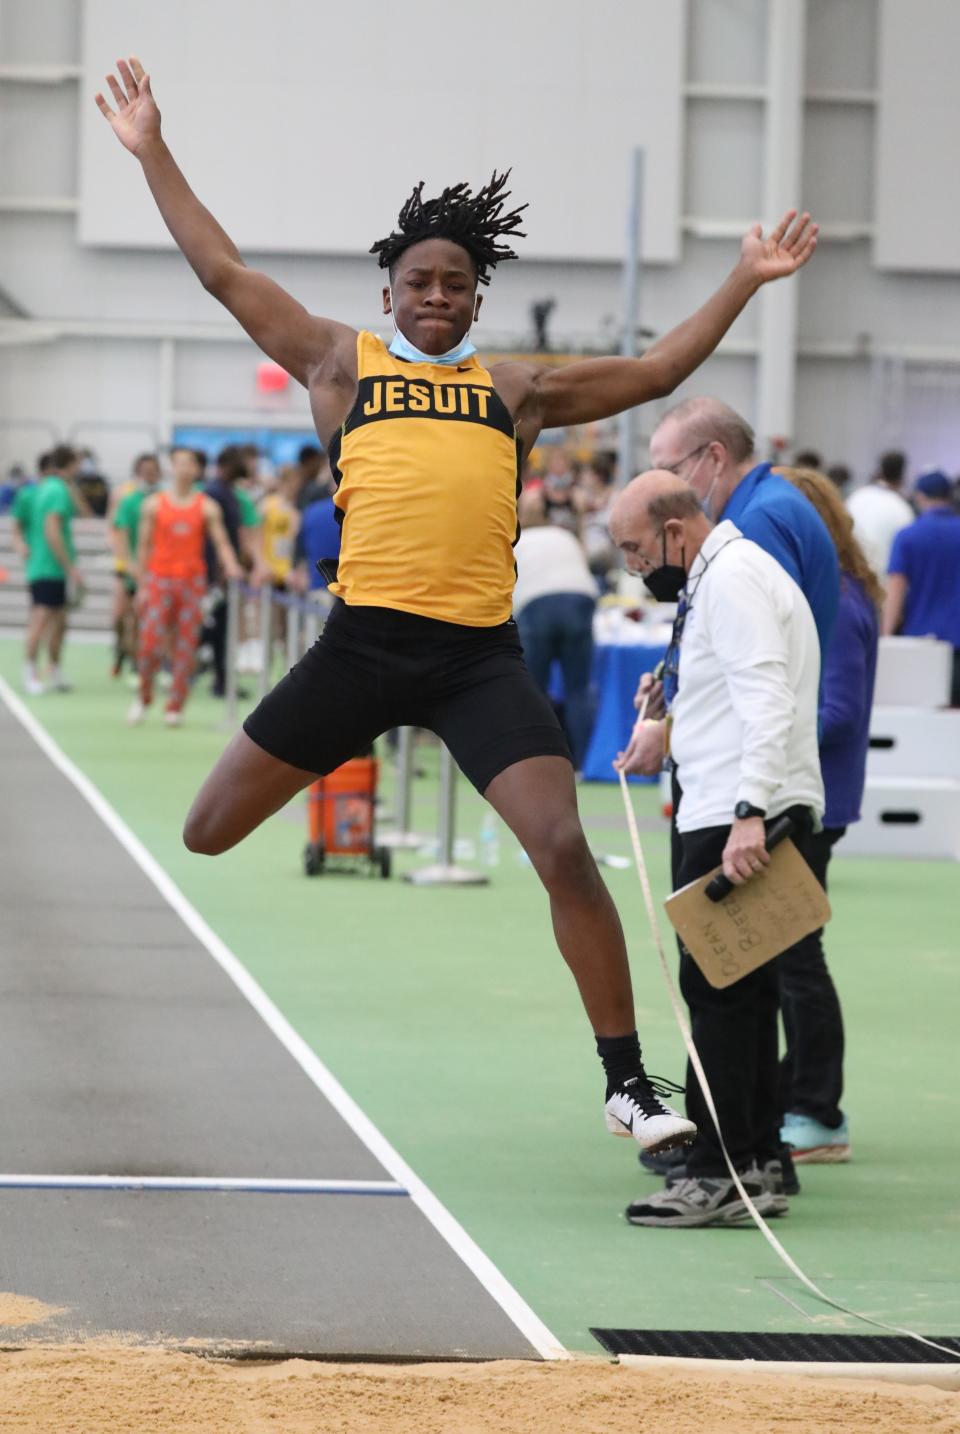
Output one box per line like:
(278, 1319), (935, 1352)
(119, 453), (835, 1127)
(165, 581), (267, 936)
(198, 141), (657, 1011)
(0, 1347), (956, 1434)
(0, 1293), (65, 1329)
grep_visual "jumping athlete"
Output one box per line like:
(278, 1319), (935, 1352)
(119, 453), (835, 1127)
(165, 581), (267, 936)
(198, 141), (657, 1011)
(97, 57), (818, 1153)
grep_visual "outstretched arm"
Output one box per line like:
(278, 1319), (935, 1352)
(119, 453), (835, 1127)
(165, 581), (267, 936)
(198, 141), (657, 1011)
(95, 58), (354, 386)
(533, 211), (818, 427)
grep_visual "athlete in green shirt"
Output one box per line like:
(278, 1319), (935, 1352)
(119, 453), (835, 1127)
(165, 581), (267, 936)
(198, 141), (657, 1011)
(17, 445), (84, 695)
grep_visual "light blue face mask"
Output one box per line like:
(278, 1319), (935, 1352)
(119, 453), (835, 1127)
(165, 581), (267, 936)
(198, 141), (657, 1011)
(386, 289), (477, 366)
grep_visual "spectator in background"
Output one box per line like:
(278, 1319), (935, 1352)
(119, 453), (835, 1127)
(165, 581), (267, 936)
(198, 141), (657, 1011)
(294, 444), (329, 511)
(573, 457), (618, 589)
(202, 445), (264, 696)
(793, 448), (822, 471)
(128, 449), (242, 727)
(75, 448), (110, 517)
(240, 443), (269, 503)
(884, 470), (960, 706)
(261, 465), (301, 591)
(539, 445), (580, 532)
(513, 487), (598, 771)
(826, 463), (851, 494)
(846, 449), (913, 579)
(296, 474), (342, 592)
(0, 464), (30, 515)
(14, 444), (84, 695)
(8, 452), (53, 562)
(110, 452), (163, 678)
(776, 467), (881, 1165)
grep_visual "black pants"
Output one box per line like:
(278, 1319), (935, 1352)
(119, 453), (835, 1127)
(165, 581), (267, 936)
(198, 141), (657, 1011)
(778, 825), (846, 1128)
(676, 805), (816, 1178)
(205, 595), (227, 697)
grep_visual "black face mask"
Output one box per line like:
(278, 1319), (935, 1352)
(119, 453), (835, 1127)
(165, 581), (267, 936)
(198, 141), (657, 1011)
(642, 529), (686, 603)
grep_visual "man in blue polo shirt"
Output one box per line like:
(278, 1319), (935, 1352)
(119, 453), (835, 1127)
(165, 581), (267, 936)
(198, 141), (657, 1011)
(649, 397), (839, 655)
(884, 469), (960, 706)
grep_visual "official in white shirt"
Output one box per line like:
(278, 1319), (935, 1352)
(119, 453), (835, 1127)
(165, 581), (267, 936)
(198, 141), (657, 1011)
(609, 471), (824, 1229)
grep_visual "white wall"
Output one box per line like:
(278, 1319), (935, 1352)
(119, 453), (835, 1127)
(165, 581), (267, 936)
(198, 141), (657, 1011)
(875, 0), (960, 272)
(3, 0), (960, 482)
(79, 0), (685, 263)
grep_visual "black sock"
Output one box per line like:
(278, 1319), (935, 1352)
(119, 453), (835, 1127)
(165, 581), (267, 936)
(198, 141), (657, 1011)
(596, 1031), (643, 1094)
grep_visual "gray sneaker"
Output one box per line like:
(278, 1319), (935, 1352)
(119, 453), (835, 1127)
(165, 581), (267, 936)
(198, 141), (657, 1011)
(626, 1169), (778, 1228)
(758, 1159), (791, 1215)
(662, 1157), (793, 1212)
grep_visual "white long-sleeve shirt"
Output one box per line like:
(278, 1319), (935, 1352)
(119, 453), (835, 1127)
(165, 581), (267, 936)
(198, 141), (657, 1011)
(670, 521), (824, 834)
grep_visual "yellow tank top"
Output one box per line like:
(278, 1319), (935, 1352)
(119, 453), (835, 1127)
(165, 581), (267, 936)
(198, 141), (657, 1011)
(328, 331), (520, 626)
(261, 492), (296, 581)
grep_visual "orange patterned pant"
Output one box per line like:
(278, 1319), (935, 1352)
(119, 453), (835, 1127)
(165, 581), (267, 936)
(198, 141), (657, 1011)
(137, 573), (206, 711)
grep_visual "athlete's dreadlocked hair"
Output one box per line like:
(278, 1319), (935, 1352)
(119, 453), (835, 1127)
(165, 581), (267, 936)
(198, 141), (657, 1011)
(369, 170), (527, 287)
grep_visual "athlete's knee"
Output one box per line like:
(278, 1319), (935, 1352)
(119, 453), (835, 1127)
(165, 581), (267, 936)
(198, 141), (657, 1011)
(528, 816), (594, 892)
(182, 800), (232, 856)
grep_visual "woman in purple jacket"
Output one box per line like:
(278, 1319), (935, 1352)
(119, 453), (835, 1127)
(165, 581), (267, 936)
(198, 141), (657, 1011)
(776, 468), (882, 1166)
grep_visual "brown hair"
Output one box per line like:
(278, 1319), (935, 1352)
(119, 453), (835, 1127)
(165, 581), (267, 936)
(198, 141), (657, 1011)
(775, 466), (885, 608)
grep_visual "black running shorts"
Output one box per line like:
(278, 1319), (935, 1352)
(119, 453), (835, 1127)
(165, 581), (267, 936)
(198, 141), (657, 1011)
(243, 600), (571, 793)
(29, 579), (67, 609)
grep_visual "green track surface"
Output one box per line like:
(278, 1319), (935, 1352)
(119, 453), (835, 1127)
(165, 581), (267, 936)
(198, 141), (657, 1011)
(3, 637), (959, 1355)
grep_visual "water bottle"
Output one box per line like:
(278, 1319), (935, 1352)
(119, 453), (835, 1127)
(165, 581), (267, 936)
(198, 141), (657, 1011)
(479, 811), (500, 867)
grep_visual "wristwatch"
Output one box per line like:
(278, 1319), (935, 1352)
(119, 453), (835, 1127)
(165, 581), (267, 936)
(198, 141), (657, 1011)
(734, 801), (767, 821)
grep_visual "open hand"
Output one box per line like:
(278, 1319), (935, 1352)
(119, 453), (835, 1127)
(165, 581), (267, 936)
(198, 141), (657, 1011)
(95, 57), (161, 157)
(739, 210), (818, 285)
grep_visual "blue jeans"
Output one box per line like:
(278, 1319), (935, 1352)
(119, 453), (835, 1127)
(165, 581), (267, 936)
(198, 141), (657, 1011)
(516, 593), (596, 769)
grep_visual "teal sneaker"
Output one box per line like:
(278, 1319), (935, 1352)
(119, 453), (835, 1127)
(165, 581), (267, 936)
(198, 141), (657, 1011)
(780, 1112), (850, 1164)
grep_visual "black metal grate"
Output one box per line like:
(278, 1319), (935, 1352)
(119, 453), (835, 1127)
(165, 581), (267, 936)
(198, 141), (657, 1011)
(590, 1329), (960, 1364)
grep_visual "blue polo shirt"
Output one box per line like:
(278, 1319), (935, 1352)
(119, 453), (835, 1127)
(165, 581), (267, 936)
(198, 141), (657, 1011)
(888, 508), (960, 649)
(300, 496), (342, 590)
(720, 462), (840, 656)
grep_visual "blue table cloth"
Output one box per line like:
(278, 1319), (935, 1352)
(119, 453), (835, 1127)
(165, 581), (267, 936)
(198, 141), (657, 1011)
(581, 639), (669, 782)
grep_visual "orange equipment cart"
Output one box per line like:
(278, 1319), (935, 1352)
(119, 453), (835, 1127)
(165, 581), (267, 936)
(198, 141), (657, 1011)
(304, 754), (391, 878)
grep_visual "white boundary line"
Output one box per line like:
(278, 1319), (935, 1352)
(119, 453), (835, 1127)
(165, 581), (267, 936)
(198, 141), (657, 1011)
(0, 676), (567, 1361)
(0, 1175), (407, 1195)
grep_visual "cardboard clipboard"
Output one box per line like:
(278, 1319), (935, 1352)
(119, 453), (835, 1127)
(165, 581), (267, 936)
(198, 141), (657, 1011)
(664, 836), (831, 989)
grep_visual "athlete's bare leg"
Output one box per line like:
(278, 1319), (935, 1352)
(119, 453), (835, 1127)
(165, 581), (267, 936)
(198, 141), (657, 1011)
(185, 741), (636, 1037)
(25, 606), (50, 665)
(47, 609), (68, 666)
(183, 730), (317, 854)
(483, 755), (636, 1037)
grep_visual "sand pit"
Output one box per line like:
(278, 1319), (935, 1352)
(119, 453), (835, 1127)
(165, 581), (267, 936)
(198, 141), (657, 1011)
(0, 1347), (957, 1434)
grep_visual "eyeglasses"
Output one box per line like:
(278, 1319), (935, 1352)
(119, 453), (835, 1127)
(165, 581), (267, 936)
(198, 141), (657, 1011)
(661, 442), (709, 477)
